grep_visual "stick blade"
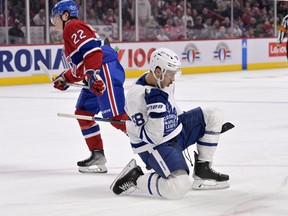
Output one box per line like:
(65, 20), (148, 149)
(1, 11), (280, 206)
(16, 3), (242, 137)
(221, 122), (235, 134)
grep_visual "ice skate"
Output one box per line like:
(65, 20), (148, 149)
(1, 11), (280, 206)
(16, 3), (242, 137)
(77, 150), (107, 173)
(110, 159), (144, 195)
(192, 152), (229, 190)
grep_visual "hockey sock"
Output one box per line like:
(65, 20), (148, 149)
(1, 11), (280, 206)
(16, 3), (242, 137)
(75, 109), (103, 151)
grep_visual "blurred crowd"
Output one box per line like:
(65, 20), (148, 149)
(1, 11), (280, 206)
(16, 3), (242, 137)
(0, 0), (288, 43)
(122, 0), (285, 41)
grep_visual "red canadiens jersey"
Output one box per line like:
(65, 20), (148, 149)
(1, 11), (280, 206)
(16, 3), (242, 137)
(62, 19), (103, 82)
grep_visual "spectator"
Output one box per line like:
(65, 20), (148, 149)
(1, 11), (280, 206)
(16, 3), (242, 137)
(146, 30), (158, 41)
(245, 26), (256, 38)
(182, 8), (194, 27)
(149, 0), (160, 18)
(95, 0), (105, 23)
(138, 0), (151, 25)
(86, 8), (100, 25)
(262, 19), (273, 37)
(8, 19), (25, 44)
(210, 19), (221, 38)
(104, 8), (117, 25)
(103, 0), (118, 10)
(193, 16), (205, 30)
(242, 6), (252, 27)
(174, 18), (185, 40)
(221, 0), (231, 18)
(233, 0), (243, 20)
(164, 18), (177, 40)
(191, 8), (199, 21)
(232, 19), (244, 38)
(30, 0), (45, 17)
(221, 16), (231, 28)
(186, 19), (194, 30)
(0, 14), (4, 26)
(173, 7), (183, 24)
(163, 18), (174, 30)
(170, 0), (178, 15)
(33, 9), (46, 25)
(6, 10), (15, 26)
(215, 25), (229, 38)
(157, 11), (168, 27)
(201, 7), (211, 21)
(145, 15), (159, 28)
(177, 0), (185, 12)
(205, 0), (218, 11)
(156, 28), (169, 40)
(122, 20), (135, 41)
(123, 0), (135, 24)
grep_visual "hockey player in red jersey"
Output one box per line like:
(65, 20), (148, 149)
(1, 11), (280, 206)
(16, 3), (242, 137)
(50, 0), (128, 173)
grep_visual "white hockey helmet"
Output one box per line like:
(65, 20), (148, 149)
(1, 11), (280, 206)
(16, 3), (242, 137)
(149, 48), (181, 87)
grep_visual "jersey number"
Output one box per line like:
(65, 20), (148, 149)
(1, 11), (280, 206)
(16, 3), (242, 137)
(71, 30), (86, 44)
(131, 113), (145, 126)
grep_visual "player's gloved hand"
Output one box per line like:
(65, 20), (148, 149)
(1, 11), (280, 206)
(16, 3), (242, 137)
(53, 74), (69, 91)
(145, 88), (168, 118)
(85, 70), (106, 96)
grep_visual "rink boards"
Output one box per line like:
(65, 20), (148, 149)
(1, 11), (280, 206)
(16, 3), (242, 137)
(0, 38), (287, 86)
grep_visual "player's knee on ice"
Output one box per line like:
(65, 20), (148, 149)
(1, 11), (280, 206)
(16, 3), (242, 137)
(138, 170), (191, 200)
(162, 171), (191, 200)
(202, 107), (224, 132)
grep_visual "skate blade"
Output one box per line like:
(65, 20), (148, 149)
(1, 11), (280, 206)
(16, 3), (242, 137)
(78, 164), (108, 173)
(192, 178), (230, 190)
(110, 159), (137, 190)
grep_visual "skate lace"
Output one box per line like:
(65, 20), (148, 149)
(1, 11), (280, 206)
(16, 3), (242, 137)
(184, 149), (193, 167)
(119, 181), (135, 192)
(209, 166), (221, 176)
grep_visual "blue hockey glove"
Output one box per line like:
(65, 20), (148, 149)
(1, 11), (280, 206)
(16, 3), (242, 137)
(145, 88), (168, 118)
(53, 74), (69, 91)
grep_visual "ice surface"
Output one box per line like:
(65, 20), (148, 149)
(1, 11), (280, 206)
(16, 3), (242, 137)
(1, 68), (287, 216)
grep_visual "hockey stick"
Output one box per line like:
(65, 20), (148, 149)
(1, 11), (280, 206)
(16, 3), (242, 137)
(37, 60), (54, 82)
(57, 112), (235, 133)
(37, 60), (89, 89)
(57, 113), (126, 124)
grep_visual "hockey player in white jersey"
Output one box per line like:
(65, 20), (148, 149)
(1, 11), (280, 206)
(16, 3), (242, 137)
(110, 48), (230, 199)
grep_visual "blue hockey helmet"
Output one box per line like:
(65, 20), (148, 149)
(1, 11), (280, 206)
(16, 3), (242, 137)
(51, 0), (78, 17)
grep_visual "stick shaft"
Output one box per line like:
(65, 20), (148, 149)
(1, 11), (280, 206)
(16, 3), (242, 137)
(38, 61), (88, 89)
(66, 82), (89, 89)
(58, 113), (233, 132)
(57, 113), (126, 124)
(38, 61), (53, 82)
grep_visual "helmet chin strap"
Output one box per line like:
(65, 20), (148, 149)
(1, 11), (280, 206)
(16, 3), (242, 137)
(61, 13), (72, 29)
(152, 70), (165, 89)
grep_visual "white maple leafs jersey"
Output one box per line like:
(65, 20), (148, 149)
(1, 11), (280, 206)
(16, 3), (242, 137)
(125, 73), (183, 154)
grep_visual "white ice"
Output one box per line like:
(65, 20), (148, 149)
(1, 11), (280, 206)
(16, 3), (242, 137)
(0, 68), (287, 216)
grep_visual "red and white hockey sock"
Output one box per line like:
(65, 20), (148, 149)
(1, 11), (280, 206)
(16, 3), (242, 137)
(75, 109), (103, 151)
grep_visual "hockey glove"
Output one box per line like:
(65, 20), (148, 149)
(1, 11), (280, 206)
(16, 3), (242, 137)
(53, 74), (69, 91)
(85, 70), (106, 96)
(145, 88), (168, 118)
